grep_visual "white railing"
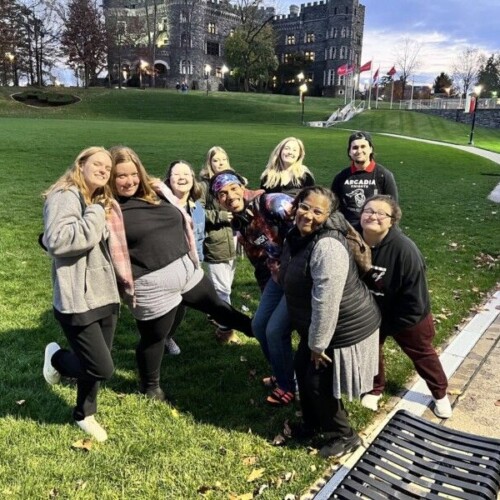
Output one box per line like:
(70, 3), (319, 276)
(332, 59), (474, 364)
(400, 98), (498, 111)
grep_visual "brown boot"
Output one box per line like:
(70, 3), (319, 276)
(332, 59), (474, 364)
(215, 328), (241, 345)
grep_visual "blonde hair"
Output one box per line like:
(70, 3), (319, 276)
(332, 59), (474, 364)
(200, 146), (233, 179)
(260, 137), (311, 190)
(42, 147), (114, 210)
(109, 146), (160, 205)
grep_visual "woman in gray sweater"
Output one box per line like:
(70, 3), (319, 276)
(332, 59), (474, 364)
(42, 147), (120, 442)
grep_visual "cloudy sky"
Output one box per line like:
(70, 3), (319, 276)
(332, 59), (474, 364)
(280, 0), (499, 86)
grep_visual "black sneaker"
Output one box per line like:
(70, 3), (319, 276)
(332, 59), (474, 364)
(319, 432), (361, 459)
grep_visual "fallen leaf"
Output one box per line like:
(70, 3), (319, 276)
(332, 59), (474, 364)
(240, 356), (248, 362)
(71, 438), (92, 451)
(49, 488), (59, 498)
(219, 446), (227, 455)
(242, 456), (257, 466)
(16, 400), (26, 406)
(448, 389), (463, 396)
(283, 471), (296, 482)
(247, 468), (265, 482)
(74, 480), (87, 491)
(448, 242), (458, 249)
(241, 305), (250, 312)
(197, 482), (222, 495)
(229, 493), (253, 500)
(170, 408), (180, 419)
(272, 433), (286, 446)
(307, 446), (318, 455)
(283, 420), (292, 438)
(284, 495), (296, 500)
(310, 465), (317, 472)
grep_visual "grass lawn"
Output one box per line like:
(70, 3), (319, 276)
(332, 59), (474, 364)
(0, 88), (499, 498)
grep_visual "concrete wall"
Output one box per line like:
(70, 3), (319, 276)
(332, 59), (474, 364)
(414, 108), (500, 129)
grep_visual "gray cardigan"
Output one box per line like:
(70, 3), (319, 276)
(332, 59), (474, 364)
(43, 187), (120, 314)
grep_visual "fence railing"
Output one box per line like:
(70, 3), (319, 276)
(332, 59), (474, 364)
(399, 98), (499, 111)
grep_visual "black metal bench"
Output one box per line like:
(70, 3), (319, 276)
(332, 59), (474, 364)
(324, 409), (500, 499)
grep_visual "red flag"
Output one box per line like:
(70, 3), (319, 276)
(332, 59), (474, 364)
(373, 67), (379, 82)
(337, 64), (348, 75)
(337, 64), (355, 76)
(387, 66), (396, 77)
(359, 61), (372, 72)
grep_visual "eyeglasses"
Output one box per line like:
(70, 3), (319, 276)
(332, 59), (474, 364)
(297, 202), (328, 217)
(362, 208), (393, 219)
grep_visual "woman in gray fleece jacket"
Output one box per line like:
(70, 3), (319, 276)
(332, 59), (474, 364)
(42, 147), (120, 442)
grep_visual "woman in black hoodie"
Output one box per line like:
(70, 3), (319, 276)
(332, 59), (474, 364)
(359, 195), (452, 419)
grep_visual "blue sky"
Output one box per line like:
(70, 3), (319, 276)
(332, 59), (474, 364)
(278, 0), (500, 86)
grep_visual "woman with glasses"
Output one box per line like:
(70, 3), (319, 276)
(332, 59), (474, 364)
(359, 195), (452, 418)
(280, 186), (381, 459)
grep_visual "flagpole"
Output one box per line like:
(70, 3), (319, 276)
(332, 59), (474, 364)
(390, 79), (394, 110)
(375, 83), (379, 109)
(344, 74), (347, 105)
(367, 66), (373, 110)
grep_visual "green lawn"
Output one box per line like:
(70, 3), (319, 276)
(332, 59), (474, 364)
(0, 89), (499, 499)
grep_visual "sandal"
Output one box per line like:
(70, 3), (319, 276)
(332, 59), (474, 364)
(266, 388), (295, 406)
(262, 375), (277, 388)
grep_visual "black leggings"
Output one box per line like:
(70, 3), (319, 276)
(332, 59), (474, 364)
(135, 274), (252, 391)
(53, 313), (117, 420)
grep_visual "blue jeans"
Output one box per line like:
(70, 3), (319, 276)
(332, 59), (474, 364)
(252, 279), (294, 393)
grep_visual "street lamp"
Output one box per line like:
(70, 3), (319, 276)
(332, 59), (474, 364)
(139, 60), (148, 89)
(5, 52), (18, 86)
(204, 64), (212, 95)
(299, 82), (308, 124)
(221, 64), (229, 91)
(468, 85), (482, 145)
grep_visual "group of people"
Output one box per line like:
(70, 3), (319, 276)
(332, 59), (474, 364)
(41, 132), (452, 459)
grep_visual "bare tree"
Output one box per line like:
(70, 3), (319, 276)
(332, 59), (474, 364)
(394, 37), (422, 99)
(452, 47), (483, 98)
(59, 0), (107, 87)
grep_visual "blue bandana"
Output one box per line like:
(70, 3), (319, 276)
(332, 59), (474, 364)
(210, 172), (243, 195)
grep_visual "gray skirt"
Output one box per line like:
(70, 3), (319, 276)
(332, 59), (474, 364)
(130, 254), (203, 321)
(332, 328), (379, 401)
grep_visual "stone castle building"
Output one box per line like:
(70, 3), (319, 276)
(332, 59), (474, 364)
(103, 0), (364, 97)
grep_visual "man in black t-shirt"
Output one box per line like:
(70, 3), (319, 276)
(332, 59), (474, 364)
(331, 131), (398, 225)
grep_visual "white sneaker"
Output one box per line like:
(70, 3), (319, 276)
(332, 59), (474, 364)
(76, 415), (108, 442)
(433, 396), (453, 419)
(361, 394), (382, 411)
(165, 337), (181, 355)
(43, 342), (61, 385)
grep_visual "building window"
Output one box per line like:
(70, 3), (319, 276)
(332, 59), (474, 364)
(180, 11), (188, 23)
(215, 67), (222, 77)
(229, 28), (235, 37)
(327, 69), (335, 86)
(334, 7), (337, 14)
(305, 33), (315, 43)
(180, 60), (193, 75)
(181, 33), (191, 48)
(345, 6), (349, 14)
(304, 51), (315, 62)
(307, 72), (313, 82)
(341, 27), (346, 38)
(338, 75), (346, 86)
(340, 46), (347, 58)
(286, 34), (295, 45)
(284, 53), (293, 64)
(328, 46), (336, 59)
(333, 27), (338, 38)
(208, 22), (216, 34)
(206, 41), (219, 56)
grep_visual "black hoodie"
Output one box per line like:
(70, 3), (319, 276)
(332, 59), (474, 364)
(363, 226), (431, 336)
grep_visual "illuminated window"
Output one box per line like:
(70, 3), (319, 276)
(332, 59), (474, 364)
(286, 34), (295, 45)
(304, 51), (315, 62)
(208, 22), (216, 34)
(305, 33), (315, 43)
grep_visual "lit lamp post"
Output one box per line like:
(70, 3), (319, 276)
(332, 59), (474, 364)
(204, 64), (212, 96)
(139, 60), (148, 89)
(221, 64), (229, 91)
(6, 52), (18, 86)
(299, 83), (308, 124)
(468, 85), (482, 145)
